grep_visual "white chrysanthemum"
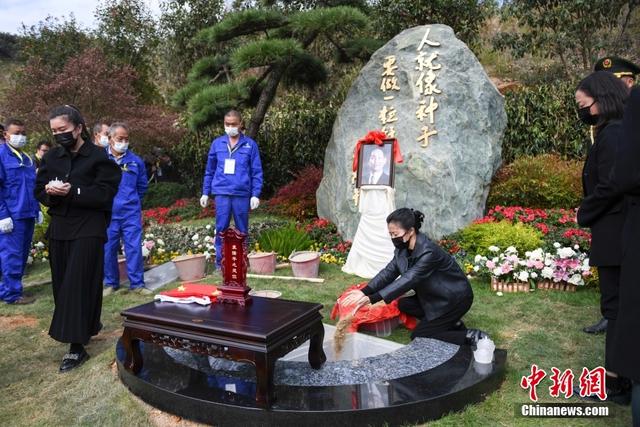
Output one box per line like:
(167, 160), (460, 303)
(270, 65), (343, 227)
(568, 274), (583, 285)
(506, 246), (517, 253)
(488, 246), (500, 253)
(205, 224), (211, 230)
(517, 271), (529, 282)
(531, 272), (538, 279)
(553, 242), (561, 248)
(157, 239), (165, 246)
(492, 267), (503, 277)
(192, 233), (200, 241)
(557, 247), (576, 259)
(541, 266), (554, 279)
(35, 241), (45, 249)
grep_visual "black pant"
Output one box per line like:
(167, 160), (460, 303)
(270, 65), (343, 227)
(49, 237), (104, 344)
(598, 266), (620, 371)
(397, 295), (472, 345)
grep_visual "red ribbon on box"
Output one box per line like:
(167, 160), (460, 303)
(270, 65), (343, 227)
(330, 282), (417, 332)
(352, 130), (403, 173)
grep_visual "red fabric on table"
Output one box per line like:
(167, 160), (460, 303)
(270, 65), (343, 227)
(330, 282), (417, 332)
(351, 130), (404, 173)
(160, 283), (220, 301)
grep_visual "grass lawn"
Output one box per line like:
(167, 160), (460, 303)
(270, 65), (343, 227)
(0, 261), (632, 426)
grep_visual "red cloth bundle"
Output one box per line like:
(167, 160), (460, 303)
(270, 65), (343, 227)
(330, 282), (417, 332)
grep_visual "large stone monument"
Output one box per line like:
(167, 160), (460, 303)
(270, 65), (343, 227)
(317, 24), (506, 241)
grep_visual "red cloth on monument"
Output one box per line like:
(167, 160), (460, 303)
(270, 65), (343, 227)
(352, 130), (404, 172)
(330, 282), (417, 332)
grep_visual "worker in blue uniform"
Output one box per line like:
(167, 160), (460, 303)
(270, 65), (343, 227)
(102, 122), (149, 296)
(0, 118), (41, 304)
(200, 110), (263, 268)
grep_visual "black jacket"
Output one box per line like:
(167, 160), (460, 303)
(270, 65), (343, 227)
(35, 141), (121, 219)
(362, 233), (473, 322)
(611, 87), (640, 382)
(577, 121), (625, 266)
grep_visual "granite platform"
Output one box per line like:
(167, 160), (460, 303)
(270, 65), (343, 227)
(116, 325), (507, 426)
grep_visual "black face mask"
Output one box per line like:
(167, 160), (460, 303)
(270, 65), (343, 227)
(391, 233), (409, 250)
(578, 103), (598, 126)
(54, 130), (78, 150)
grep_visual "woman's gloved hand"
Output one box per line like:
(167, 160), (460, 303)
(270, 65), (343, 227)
(199, 195), (209, 208)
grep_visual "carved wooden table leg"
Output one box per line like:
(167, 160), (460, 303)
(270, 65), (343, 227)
(254, 353), (276, 408)
(308, 320), (327, 369)
(121, 327), (143, 374)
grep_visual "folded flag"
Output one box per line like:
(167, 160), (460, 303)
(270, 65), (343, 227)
(155, 283), (220, 306)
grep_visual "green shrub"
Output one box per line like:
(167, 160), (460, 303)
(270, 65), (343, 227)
(143, 182), (192, 209)
(457, 220), (544, 257)
(502, 81), (589, 163)
(257, 225), (313, 258)
(487, 154), (583, 209)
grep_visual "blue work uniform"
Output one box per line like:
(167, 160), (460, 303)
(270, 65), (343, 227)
(202, 133), (263, 267)
(104, 149), (147, 289)
(0, 144), (39, 303)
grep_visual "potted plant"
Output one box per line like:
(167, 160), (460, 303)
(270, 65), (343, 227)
(248, 244), (277, 274)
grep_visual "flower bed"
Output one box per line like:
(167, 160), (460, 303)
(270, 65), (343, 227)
(472, 243), (591, 292)
(143, 198), (215, 225)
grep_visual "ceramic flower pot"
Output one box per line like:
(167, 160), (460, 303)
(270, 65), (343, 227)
(289, 251), (321, 278)
(172, 254), (206, 281)
(248, 251), (277, 274)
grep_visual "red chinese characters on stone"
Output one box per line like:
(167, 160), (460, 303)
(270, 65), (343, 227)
(218, 228), (252, 306)
(549, 367), (574, 398)
(520, 364), (547, 402)
(578, 366), (607, 401)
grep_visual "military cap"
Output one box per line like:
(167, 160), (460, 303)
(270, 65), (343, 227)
(594, 56), (640, 78)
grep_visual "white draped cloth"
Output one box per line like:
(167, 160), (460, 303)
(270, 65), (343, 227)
(342, 185), (396, 278)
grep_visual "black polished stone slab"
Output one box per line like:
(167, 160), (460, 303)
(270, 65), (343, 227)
(163, 337), (460, 386)
(116, 339), (507, 426)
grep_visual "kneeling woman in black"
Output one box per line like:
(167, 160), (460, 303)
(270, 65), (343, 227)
(343, 208), (486, 345)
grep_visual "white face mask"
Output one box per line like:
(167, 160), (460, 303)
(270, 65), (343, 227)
(113, 142), (129, 153)
(99, 135), (109, 147)
(225, 126), (240, 137)
(8, 134), (27, 149)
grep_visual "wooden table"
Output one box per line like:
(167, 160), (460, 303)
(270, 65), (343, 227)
(120, 297), (326, 407)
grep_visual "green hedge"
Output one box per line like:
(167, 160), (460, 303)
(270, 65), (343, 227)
(487, 154), (583, 209)
(169, 91), (337, 198)
(143, 182), (191, 209)
(457, 221), (544, 257)
(502, 81), (589, 163)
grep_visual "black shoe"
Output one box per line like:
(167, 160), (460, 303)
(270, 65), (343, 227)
(59, 349), (89, 373)
(572, 384), (631, 405)
(583, 317), (608, 334)
(465, 328), (488, 347)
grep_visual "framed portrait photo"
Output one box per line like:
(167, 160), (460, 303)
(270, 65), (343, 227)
(356, 139), (395, 188)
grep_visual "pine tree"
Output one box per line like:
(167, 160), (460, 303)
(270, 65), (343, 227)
(174, 6), (378, 138)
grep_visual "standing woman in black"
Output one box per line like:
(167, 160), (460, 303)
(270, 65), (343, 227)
(575, 71), (630, 401)
(35, 105), (121, 372)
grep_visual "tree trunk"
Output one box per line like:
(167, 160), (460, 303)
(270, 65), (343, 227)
(246, 64), (286, 139)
